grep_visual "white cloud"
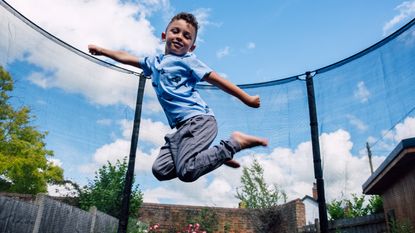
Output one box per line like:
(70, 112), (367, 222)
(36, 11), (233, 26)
(47, 158), (62, 167)
(27, 72), (51, 89)
(216, 46), (230, 58)
(142, 82), (163, 113)
(93, 138), (131, 164)
(393, 116), (415, 141)
(3, 0), (164, 109)
(140, 0), (173, 19)
(354, 81), (370, 103)
(383, 1), (415, 36)
(192, 8), (212, 35)
(7, 0), (162, 56)
(346, 114), (368, 132)
(48, 183), (79, 197)
(89, 138), (158, 173)
(143, 175), (238, 207)
(367, 116), (415, 153)
(247, 42), (256, 49)
(118, 118), (171, 146)
(191, 8), (221, 43)
(79, 117), (170, 178)
(78, 163), (99, 176)
(144, 99), (163, 113)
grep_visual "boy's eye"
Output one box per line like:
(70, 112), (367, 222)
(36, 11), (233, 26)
(183, 33), (192, 40)
(171, 28), (179, 33)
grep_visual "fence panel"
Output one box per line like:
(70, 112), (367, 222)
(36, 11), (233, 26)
(329, 213), (387, 233)
(0, 194), (118, 233)
(94, 211), (119, 233)
(299, 213), (387, 233)
(37, 196), (93, 233)
(0, 196), (38, 233)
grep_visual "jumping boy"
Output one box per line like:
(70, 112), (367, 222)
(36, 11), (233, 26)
(88, 12), (268, 182)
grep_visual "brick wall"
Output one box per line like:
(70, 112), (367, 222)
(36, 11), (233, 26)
(139, 199), (306, 233)
(0, 192), (36, 202)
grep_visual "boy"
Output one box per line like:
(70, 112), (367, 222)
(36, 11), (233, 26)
(88, 12), (268, 182)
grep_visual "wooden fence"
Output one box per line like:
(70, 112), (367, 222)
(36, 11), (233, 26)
(299, 213), (387, 233)
(0, 194), (118, 233)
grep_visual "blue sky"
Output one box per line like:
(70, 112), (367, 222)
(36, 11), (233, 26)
(2, 0), (415, 208)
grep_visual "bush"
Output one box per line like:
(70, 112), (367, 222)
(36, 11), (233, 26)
(389, 219), (414, 233)
(327, 194), (383, 220)
(250, 207), (285, 233)
(187, 207), (219, 233)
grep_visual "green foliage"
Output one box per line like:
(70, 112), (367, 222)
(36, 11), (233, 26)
(0, 66), (63, 194)
(235, 158), (287, 209)
(187, 207), (219, 233)
(327, 194), (383, 220)
(224, 222), (231, 233)
(345, 194), (369, 217)
(367, 194), (383, 214)
(327, 199), (345, 220)
(389, 219), (414, 233)
(78, 158), (143, 218)
(127, 219), (150, 233)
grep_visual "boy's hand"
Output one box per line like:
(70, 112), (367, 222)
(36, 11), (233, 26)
(88, 44), (102, 55)
(246, 95), (261, 108)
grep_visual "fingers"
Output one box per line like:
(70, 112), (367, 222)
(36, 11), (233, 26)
(250, 95), (260, 108)
(88, 44), (99, 55)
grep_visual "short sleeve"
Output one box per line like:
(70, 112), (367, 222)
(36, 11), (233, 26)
(139, 57), (153, 76)
(187, 54), (213, 82)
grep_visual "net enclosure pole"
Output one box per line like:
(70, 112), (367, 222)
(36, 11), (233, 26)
(118, 73), (146, 233)
(305, 71), (329, 233)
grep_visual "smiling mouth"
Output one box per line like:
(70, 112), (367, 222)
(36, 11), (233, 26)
(172, 41), (183, 48)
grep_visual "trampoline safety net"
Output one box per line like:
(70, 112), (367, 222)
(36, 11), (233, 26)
(1, 0), (415, 208)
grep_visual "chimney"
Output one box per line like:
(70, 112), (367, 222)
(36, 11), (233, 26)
(312, 182), (318, 200)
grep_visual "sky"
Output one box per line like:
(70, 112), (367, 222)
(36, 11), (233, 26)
(2, 0), (415, 208)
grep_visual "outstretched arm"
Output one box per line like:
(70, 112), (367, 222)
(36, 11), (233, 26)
(204, 71), (260, 108)
(88, 44), (141, 68)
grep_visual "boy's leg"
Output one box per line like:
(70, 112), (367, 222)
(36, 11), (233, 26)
(152, 140), (177, 181)
(151, 116), (219, 181)
(152, 115), (268, 182)
(171, 115), (240, 182)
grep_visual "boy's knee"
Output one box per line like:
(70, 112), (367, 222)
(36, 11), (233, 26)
(152, 169), (164, 181)
(152, 164), (169, 181)
(177, 169), (198, 183)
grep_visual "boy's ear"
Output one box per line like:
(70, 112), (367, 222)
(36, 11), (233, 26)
(161, 32), (166, 42)
(190, 44), (196, 52)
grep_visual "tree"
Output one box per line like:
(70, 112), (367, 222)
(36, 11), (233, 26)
(236, 158), (287, 209)
(78, 158), (143, 218)
(0, 66), (63, 194)
(327, 194), (384, 220)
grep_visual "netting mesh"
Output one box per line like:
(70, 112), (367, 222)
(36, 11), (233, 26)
(1, 0), (415, 206)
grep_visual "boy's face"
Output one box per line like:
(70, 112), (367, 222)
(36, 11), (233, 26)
(162, 19), (196, 56)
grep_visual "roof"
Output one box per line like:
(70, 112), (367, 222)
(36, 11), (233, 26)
(301, 195), (317, 203)
(362, 137), (415, 194)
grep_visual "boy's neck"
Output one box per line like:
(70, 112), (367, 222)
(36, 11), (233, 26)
(164, 51), (191, 57)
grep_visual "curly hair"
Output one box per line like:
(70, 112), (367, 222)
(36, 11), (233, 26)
(168, 12), (199, 40)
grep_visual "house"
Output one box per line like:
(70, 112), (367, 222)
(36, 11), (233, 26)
(301, 183), (319, 224)
(362, 137), (415, 229)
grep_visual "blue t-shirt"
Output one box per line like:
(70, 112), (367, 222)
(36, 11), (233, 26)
(139, 53), (215, 128)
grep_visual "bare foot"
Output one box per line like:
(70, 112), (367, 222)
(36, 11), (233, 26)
(231, 131), (268, 149)
(224, 159), (241, 168)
